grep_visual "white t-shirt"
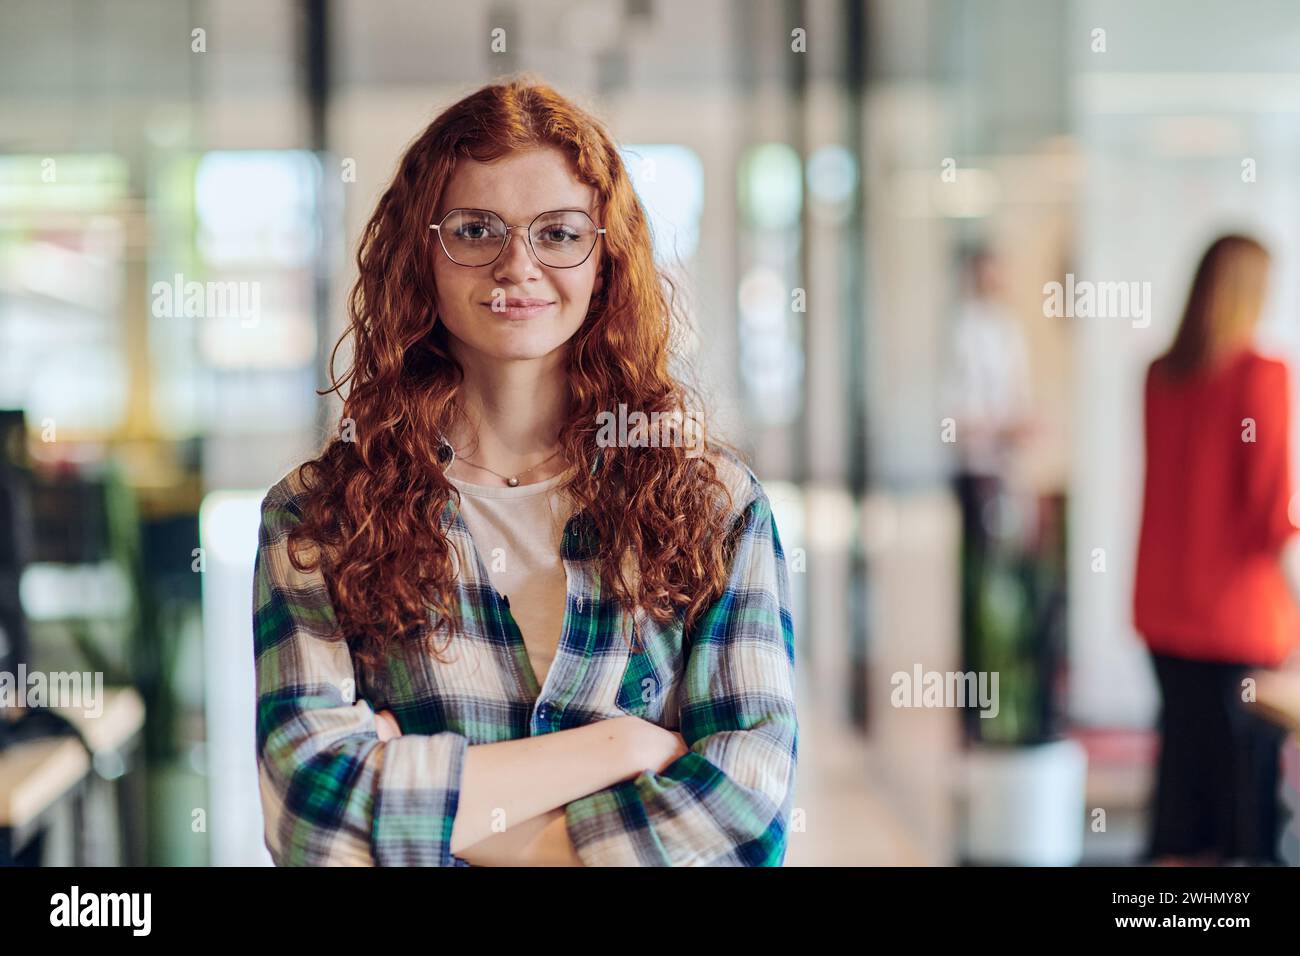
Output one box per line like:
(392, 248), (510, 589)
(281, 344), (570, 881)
(446, 466), (577, 690)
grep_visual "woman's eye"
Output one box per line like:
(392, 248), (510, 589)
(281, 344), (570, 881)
(458, 223), (490, 240)
(540, 226), (578, 243)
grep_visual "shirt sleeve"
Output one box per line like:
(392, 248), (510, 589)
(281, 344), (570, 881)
(1241, 360), (1300, 556)
(563, 488), (799, 866)
(253, 483), (469, 866)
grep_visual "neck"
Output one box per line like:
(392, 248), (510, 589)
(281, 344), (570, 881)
(447, 344), (569, 474)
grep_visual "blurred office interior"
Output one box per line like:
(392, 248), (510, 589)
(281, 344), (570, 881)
(1, 0), (1299, 866)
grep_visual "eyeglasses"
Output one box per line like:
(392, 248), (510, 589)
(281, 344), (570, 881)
(430, 207), (606, 269)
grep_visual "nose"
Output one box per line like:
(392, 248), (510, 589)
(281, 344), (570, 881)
(493, 226), (542, 280)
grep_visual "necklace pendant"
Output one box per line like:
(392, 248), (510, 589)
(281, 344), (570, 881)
(507, 476), (519, 487)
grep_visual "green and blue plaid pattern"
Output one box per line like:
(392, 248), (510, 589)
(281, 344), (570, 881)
(253, 451), (798, 866)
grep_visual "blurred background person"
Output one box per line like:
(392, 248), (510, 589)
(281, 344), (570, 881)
(1134, 233), (1300, 865)
(943, 245), (1038, 741)
(945, 245), (1036, 482)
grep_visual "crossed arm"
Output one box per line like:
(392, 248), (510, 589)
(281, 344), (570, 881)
(371, 709), (686, 865)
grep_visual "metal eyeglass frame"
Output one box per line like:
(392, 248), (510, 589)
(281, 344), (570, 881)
(429, 207), (606, 268)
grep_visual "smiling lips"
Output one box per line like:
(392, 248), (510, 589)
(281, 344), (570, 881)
(481, 297), (555, 318)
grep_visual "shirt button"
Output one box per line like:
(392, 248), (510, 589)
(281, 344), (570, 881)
(537, 703), (550, 721)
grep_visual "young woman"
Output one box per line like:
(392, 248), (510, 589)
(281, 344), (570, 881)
(252, 78), (799, 866)
(1134, 234), (1300, 865)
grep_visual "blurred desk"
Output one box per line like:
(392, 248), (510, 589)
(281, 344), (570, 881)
(0, 735), (88, 864)
(0, 688), (145, 866)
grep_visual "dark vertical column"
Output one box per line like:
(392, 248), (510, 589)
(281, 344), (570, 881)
(303, 0), (329, 149)
(300, 0), (333, 439)
(844, 0), (871, 729)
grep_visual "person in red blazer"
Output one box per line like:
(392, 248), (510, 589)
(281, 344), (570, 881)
(1134, 233), (1300, 865)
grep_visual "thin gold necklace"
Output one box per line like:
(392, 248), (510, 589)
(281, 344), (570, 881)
(457, 446), (563, 487)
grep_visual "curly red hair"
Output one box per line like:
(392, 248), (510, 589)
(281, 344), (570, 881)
(288, 76), (743, 668)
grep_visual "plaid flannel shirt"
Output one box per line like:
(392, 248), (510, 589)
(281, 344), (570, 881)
(253, 451), (799, 866)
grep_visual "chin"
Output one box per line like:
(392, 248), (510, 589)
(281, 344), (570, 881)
(466, 335), (568, 363)
(491, 345), (561, 362)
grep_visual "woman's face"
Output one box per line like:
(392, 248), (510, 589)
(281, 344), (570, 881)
(431, 146), (604, 367)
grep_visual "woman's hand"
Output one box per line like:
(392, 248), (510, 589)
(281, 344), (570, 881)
(374, 709), (402, 741)
(616, 715), (689, 776)
(657, 728), (691, 770)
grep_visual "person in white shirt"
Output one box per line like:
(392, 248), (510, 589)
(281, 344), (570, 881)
(942, 245), (1037, 742)
(944, 247), (1034, 479)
